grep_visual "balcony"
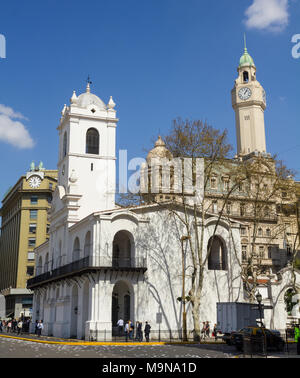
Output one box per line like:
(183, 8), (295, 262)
(27, 255), (147, 289)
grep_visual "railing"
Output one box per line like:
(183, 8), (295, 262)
(27, 256), (147, 288)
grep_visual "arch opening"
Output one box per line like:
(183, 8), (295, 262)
(207, 236), (227, 271)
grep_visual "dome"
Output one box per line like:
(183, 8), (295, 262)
(76, 83), (107, 110)
(146, 136), (173, 164)
(239, 47), (255, 68)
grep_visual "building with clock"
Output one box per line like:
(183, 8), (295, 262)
(0, 164), (57, 318)
(26, 42), (299, 340)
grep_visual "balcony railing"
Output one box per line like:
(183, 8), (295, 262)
(27, 255), (147, 288)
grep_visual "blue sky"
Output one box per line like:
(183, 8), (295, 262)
(0, 0), (299, 199)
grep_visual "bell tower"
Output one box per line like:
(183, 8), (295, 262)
(232, 37), (267, 157)
(51, 81), (118, 225)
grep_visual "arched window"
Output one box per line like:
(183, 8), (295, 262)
(84, 231), (91, 257)
(44, 253), (49, 273)
(73, 237), (80, 262)
(207, 236), (227, 271)
(63, 132), (67, 157)
(243, 71), (249, 83)
(86, 128), (99, 155)
(112, 231), (133, 268)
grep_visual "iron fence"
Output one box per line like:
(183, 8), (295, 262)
(242, 329), (299, 358)
(88, 328), (194, 342)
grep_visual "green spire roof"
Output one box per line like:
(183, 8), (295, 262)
(239, 34), (255, 68)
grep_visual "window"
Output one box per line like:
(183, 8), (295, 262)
(30, 209), (38, 219)
(268, 247), (272, 259)
(259, 246), (264, 258)
(63, 132), (67, 157)
(226, 203), (231, 214)
(29, 223), (37, 234)
(243, 71), (249, 82)
(210, 177), (217, 189)
(46, 224), (50, 234)
(26, 266), (34, 276)
(49, 183), (53, 190)
(258, 228), (263, 237)
(240, 227), (246, 236)
(30, 196), (38, 205)
(223, 179), (229, 191)
(240, 203), (245, 216)
(86, 128), (99, 154)
(264, 206), (270, 217)
(266, 228), (271, 237)
(242, 245), (247, 262)
(27, 252), (35, 261)
(212, 201), (218, 214)
(28, 238), (36, 247)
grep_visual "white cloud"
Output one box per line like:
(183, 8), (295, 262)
(0, 104), (34, 149)
(245, 0), (289, 32)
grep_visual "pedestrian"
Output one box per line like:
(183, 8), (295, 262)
(144, 321), (151, 342)
(205, 321), (210, 339)
(17, 319), (23, 335)
(295, 324), (300, 355)
(0, 319), (2, 332)
(12, 318), (17, 333)
(212, 324), (218, 341)
(124, 320), (130, 342)
(201, 322), (206, 340)
(7, 320), (12, 333)
(117, 318), (124, 336)
(36, 320), (44, 337)
(129, 320), (134, 340)
(35, 319), (38, 334)
(137, 322), (143, 342)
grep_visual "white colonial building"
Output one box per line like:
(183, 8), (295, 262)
(28, 45), (299, 338)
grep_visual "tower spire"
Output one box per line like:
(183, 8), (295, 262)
(244, 33), (247, 52)
(86, 75), (92, 93)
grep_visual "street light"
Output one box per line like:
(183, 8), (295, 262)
(180, 235), (190, 342)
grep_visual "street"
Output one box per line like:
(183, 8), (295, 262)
(0, 335), (238, 358)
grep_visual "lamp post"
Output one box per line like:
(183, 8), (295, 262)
(256, 291), (263, 327)
(181, 236), (190, 342)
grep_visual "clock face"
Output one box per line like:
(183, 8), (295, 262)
(29, 176), (41, 188)
(238, 87), (252, 101)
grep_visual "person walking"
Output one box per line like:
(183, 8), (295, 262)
(34, 319), (38, 334)
(124, 321), (130, 342)
(212, 324), (218, 341)
(201, 322), (206, 340)
(117, 318), (124, 336)
(295, 324), (300, 355)
(36, 320), (44, 337)
(129, 320), (134, 340)
(144, 321), (151, 342)
(7, 320), (12, 333)
(137, 322), (143, 342)
(17, 319), (23, 335)
(205, 321), (210, 339)
(0, 319), (2, 332)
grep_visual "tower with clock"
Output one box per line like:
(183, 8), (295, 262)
(231, 39), (267, 157)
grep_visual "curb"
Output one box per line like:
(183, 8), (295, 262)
(0, 334), (224, 346)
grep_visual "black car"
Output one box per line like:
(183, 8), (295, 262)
(231, 326), (285, 352)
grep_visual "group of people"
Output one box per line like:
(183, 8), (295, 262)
(117, 319), (151, 342)
(200, 321), (219, 340)
(0, 318), (31, 334)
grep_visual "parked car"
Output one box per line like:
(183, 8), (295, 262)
(230, 326), (285, 352)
